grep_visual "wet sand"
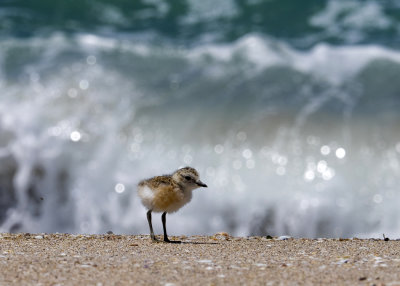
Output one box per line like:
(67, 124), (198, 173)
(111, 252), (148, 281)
(0, 233), (399, 285)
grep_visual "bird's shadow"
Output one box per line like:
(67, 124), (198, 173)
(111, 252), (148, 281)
(180, 241), (219, 245)
(151, 239), (219, 245)
(142, 236), (221, 245)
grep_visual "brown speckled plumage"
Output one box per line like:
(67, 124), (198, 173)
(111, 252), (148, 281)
(137, 167), (207, 243)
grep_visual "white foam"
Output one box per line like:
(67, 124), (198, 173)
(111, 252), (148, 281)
(310, 0), (392, 31)
(183, 0), (238, 25)
(189, 33), (400, 85)
(1, 33), (400, 238)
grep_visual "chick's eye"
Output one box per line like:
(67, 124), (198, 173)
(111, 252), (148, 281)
(184, 176), (191, 181)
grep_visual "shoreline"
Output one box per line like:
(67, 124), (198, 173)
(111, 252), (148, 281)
(1, 233), (399, 285)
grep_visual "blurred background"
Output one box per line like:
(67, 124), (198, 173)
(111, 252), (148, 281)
(1, 0), (400, 238)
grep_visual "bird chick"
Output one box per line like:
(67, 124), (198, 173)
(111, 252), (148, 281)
(137, 167), (207, 243)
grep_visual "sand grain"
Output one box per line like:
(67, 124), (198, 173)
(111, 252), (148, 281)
(0, 233), (399, 285)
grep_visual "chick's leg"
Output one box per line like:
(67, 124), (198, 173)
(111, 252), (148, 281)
(162, 212), (181, 243)
(147, 210), (159, 242)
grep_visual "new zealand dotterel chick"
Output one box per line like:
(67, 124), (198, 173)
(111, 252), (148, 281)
(137, 167), (207, 243)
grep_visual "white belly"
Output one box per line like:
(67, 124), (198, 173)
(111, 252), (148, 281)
(163, 191), (193, 213)
(137, 186), (155, 210)
(137, 185), (193, 213)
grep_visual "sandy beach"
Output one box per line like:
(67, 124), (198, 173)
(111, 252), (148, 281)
(0, 233), (399, 285)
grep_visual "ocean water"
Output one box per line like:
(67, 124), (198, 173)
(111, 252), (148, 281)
(1, 0), (400, 238)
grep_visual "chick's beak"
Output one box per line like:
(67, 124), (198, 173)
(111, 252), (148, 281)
(196, 180), (208, 188)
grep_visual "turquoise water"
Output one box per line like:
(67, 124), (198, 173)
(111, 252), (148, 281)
(1, 0), (400, 238)
(2, 0), (400, 48)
